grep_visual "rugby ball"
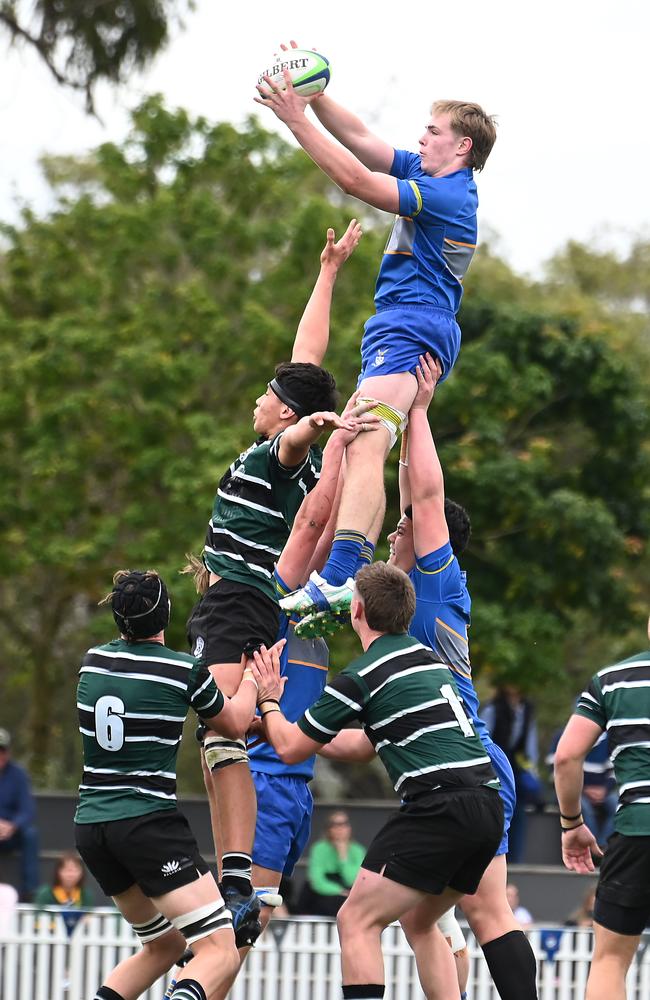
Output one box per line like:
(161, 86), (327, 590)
(258, 49), (330, 97)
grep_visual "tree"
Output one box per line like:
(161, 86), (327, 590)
(0, 0), (192, 112)
(0, 96), (381, 784)
(0, 98), (648, 791)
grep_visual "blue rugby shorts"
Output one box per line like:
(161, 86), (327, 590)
(251, 771), (313, 876)
(358, 305), (461, 387)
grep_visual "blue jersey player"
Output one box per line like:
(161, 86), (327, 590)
(257, 43), (497, 623)
(386, 354), (538, 1000)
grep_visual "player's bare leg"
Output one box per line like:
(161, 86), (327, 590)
(337, 867), (460, 997)
(400, 900), (466, 1000)
(459, 854), (537, 1000)
(203, 658), (261, 945)
(585, 923), (640, 1000)
(282, 373), (416, 618)
(104, 876), (237, 1000)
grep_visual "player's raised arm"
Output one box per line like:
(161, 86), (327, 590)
(277, 40), (394, 172)
(291, 220), (362, 365)
(406, 354), (448, 557)
(311, 94), (395, 172)
(255, 78), (399, 214)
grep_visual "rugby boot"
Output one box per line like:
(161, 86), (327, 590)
(294, 608), (350, 639)
(279, 571), (354, 618)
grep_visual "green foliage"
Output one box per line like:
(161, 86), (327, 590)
(0, 0), (191, 112)
(0, 97), (648, 792)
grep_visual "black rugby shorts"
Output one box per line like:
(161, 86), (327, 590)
(362, 786), (504, 896)
(186, 578), (280, 665)
(75, 808), (210, 898)
(594, 832), (650, 935)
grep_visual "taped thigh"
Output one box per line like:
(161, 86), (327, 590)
(172, 900), (233, 946)
(203, 734), (248, 772)
(357, 397), (408, 449)
(132, 912), (175, 943)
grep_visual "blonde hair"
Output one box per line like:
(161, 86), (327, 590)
(431, 100), (497, 171)
(180, 553), (210, 596)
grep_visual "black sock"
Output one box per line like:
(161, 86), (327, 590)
(221, 851), (252, 894)
(170, 978), (207, 1000)
(482, 930), (538, 1000)
(95, 988), (127, 1000)
(342, 986), (385, 999)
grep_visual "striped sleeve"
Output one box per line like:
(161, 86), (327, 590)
(189, 661), (225, 719)
(575, 676), (606, 729)
(268, 433), (313, 480)
(298, 672), (368, 744)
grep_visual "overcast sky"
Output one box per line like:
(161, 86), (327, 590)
(2, 0), (648, 276)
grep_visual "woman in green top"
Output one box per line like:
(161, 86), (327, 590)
(302, 812), (365, 918)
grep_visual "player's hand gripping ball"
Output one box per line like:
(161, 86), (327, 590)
(257, 49), (330, 97)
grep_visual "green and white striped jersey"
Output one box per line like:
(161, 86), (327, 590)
(203, 434), (321, 603)
(298, 633), (500, 799)
(75, 639), (224, 824)
(576, 649), (650, 835)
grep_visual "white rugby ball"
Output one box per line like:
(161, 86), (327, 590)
(258, 49), (331, 97)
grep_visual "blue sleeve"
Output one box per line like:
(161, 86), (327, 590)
(413, 543), (458, 602)
(395, 173), (468, 225)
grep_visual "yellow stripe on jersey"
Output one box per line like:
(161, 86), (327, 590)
(408, 180), (423, 216)
(435, 617), (468, 646)
(287, 658), (329, 672)
(444, 237), (477, 249)
(416, 553), (454, 575)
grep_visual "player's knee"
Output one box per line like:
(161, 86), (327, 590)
(193, 930), (240, 977)
(337, 897), (375, 938)
(203, 734), (249, 772)
(436, 909), (466, 954)
(336, 899), (355, 938)
(144, 927), (186, 965)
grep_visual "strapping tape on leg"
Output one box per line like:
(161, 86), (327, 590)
(132, 912), (174, 943)
(358, 397), (407, 449)
(436, 907), (466, 954)
(172, 900), (233, 946)
(203, 734), (248, 771)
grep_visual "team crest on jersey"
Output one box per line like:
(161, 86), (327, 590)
(193, 636), (205, 658)
(374, 349), (387, 367)
(161, 859), (181, 876)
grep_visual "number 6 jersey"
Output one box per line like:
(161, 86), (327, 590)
(75, 638), (223, 824)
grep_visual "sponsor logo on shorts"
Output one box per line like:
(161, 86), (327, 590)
(374, 349), (386, 367)
(193, 636), (205, 657)
(161, 860), (181, 876)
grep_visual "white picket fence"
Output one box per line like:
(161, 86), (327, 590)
(1, 907), (650, 999)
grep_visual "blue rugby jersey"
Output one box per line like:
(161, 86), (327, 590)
(408, 542), (490, 743)
(375, 151), (478, 314)
(248, 573), (328, 779)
